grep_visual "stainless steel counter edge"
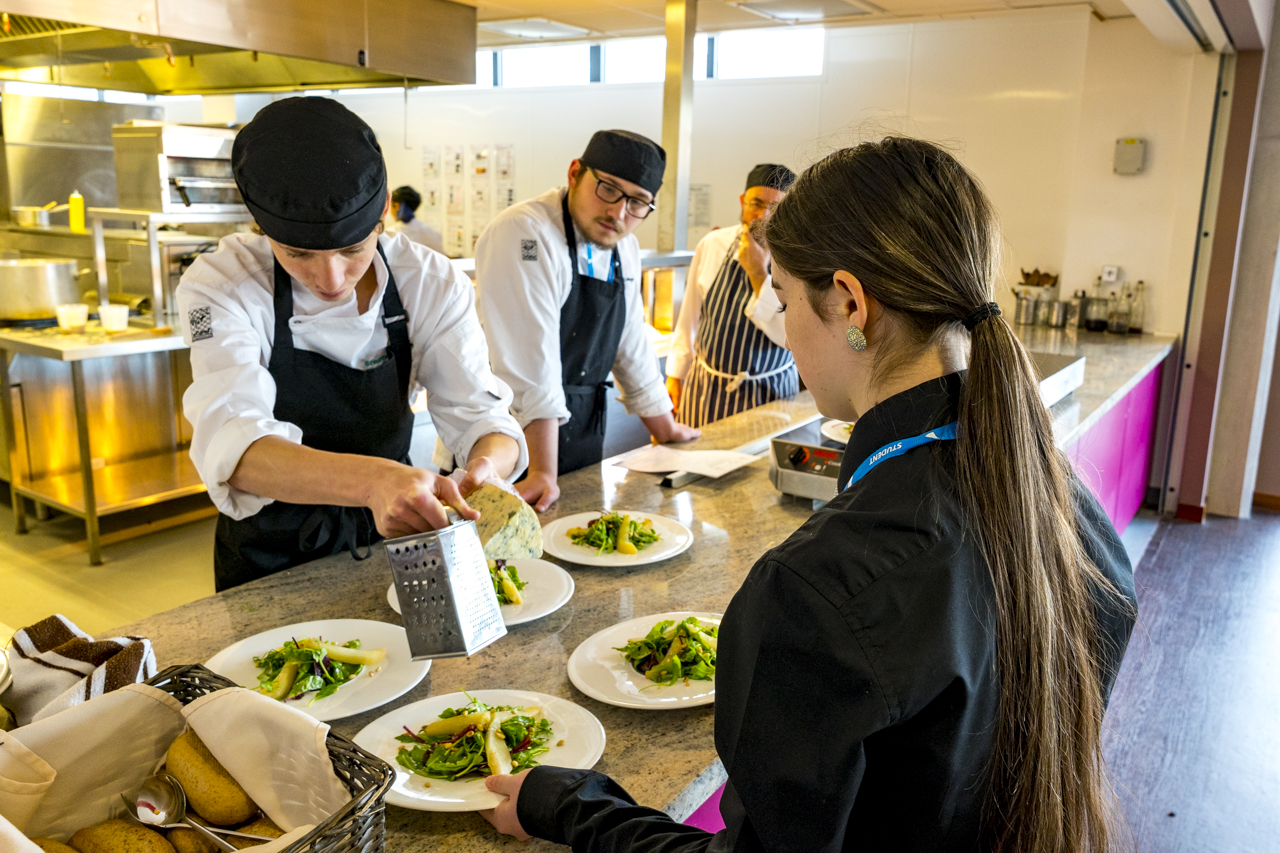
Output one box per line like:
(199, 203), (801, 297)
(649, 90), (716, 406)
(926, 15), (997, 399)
(0, 326), (187, 361)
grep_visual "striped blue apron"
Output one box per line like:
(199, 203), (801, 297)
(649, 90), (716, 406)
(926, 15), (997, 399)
(676, 229), (799, 428)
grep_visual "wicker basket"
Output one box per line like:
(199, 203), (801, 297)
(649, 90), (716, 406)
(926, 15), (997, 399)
(146, 664), (395, 853)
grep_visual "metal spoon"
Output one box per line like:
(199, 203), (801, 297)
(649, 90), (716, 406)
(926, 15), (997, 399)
(119, 774), (272, 848)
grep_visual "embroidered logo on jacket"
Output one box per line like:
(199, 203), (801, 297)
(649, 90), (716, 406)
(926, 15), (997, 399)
(189, 306), (213, 341)
(521, 239), (538, 261)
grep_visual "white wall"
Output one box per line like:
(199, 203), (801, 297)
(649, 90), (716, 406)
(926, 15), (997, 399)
(224, 6), (1217, 335)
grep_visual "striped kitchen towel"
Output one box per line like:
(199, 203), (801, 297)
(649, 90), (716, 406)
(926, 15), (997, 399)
(4, 615), (156, 727)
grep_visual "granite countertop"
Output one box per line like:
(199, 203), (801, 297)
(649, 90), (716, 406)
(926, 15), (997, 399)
(1010, 327), (1176, 448)
(111, 396), (822, 852)
(107, 329), (1175, 850)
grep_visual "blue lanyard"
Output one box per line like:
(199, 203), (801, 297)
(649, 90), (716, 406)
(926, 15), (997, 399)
(584, 244), (614, 282)
(843, 422), (958, 491)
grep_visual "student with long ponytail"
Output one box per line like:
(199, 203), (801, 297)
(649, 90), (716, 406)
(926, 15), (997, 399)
(482, 137), (1138, 853)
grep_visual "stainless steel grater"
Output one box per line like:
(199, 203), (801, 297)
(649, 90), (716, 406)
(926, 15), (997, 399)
(384, 517), (507, 660)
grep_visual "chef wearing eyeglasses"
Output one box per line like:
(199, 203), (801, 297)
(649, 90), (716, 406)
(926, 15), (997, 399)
(475, 130), (700, 512)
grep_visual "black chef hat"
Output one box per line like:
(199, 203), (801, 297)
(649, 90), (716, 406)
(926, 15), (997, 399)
(392, 185), (422, 212)
(745, 163), (796, 193)
(233, 97), (388, 250)
(579, 130), (666, 196)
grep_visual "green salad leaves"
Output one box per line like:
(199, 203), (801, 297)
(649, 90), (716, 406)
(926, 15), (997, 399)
(615, 617), (718, 687)
(490, 560), (526, 605)
(253, 637), (385, 704)
(567, 512), (661, 555)
(395, 694), (554, 781)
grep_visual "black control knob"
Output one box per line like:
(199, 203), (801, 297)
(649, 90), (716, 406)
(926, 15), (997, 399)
(787, 446), (808, 468)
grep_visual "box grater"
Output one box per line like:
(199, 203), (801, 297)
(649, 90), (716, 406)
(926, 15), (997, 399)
(384, 516), (507, 660)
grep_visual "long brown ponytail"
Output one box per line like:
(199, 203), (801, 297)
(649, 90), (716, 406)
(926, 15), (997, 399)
(763, 138), (1127, 853)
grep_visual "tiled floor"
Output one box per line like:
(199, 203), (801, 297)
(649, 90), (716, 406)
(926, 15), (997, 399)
(0, 491), (217, 640)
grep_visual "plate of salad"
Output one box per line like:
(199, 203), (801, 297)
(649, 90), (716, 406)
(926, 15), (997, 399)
(567, 611), (722, 709)
(541, 510), (693, 567)
(352, 689), (606, 811)
(386, 558), (574, 626)
(205, 619), (430, 722)
(821, 419), (856, 444)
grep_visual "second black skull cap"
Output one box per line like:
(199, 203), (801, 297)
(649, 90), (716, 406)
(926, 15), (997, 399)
(232, 96), (388, 250)
(579, 130), (667, 197)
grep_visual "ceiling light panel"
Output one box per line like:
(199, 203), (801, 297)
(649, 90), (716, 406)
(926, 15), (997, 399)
(477, 17), (592, 39)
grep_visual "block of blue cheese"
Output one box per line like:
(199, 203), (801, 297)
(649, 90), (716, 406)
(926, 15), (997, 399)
(470, 483), (543, 560)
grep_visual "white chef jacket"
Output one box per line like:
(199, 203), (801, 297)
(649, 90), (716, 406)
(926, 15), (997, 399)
(177, 231), (527, 520)
(389, 216), (445, 255)
(473, 187), (672, 429)
(667, 224), (787, 383)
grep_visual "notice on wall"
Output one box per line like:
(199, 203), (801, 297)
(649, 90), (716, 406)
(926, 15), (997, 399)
(422, 146), (440, 182)
(495, 144), (514, 181)
(444, 145), (465, 178)
(689, 184), (712, 229)
(471, 145), (490, 176)
(446, 216), (466, 257)
(495, 181), (516, 211)
(447, 181), (465, 215)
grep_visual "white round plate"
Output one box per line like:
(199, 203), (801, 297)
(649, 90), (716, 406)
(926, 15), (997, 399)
(205, 619), (429, 722)
(387, 558), (574, 627)
(567, 611), (722, 710)
(541, 511), (694, 567)
(821, 419), (855, 444)
(353, 688), (606, 811)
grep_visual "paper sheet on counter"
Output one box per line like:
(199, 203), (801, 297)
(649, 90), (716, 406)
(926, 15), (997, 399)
(618, 446), (758, 479)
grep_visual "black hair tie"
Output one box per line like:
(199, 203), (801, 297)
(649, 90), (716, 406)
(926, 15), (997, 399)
(961, 302), (1001, 330)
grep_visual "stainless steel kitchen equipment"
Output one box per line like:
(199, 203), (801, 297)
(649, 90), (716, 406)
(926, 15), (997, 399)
(1049, 301), (1069, 328)
(113, 123), (244, 214)
(384, 519), (508, 661)
(768, 351), (1087, 501)
(1015, 291), (1038, 325)
(0, 258), (81, 322)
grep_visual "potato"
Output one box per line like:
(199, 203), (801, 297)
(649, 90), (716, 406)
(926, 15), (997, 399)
(29, 840), (78, 853)
(227, 817), (284, 850)
(166, 731), (258, 826)
(69, 820), (175, 853)
(165, 827), (218, 853)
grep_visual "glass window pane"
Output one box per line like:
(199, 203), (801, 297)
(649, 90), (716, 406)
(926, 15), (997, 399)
(501, 44), (591, 88)
(2, 81), (100, 101)
(604, 37), (664, 85)
(716, 27), (824, 80)
(475, 50), (495, 87)
(101, 89), (151, 104)
(694, 34), (710, 80)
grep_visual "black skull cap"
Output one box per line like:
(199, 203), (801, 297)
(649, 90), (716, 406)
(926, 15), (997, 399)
(233, 96), (388, 250)
(579, 129), (667, 196)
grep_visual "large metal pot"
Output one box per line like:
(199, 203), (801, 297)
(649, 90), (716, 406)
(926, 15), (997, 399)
(0, 258), (82, 321)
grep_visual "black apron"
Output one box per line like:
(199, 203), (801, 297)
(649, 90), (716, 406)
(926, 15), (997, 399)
(213, 242), (416, 591)
(557, 192), (627, 475)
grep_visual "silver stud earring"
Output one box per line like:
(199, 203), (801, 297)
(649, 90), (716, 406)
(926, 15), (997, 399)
(846, 325), (867, 352)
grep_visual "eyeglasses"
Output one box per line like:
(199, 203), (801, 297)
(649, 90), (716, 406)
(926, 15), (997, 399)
(590, 169), (656, 219)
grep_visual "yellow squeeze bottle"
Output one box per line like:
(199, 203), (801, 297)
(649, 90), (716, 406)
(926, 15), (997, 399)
(69, 190), (85, 233)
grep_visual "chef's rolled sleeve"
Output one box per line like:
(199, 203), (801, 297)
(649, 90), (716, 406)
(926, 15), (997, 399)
(178, 284), (303, 519)
(475, 216), (572, 428)
(612, 267), (672, 419)
(417, 270), (528, 472)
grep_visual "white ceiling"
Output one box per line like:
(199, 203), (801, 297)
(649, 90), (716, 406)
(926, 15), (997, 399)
(461, 0), (1133, 46)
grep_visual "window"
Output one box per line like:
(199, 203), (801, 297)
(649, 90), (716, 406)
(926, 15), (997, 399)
(2, 81), (99, 102)
(715, 27), (824, 79)
(476, 50), (496, 87)
(694, 34), (713, 80)
(604, 37), (664, 84)
(101, 89), (151, 104)
(501, 44), (591, 88)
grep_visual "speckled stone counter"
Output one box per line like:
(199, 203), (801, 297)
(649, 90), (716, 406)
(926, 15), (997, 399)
(111, 396), (822, 852)
(108, 330), (1174, 851)
(1012, 327), (1176, 448)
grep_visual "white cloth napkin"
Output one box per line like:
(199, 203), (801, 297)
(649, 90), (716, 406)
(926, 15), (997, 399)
(184, 687), (350, 832)
(6, 615), (157, 726)
(2, 683), (185, 839)
(0, 681), (351, 850)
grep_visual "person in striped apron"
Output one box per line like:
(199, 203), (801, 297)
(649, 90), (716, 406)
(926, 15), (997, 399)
(667, 164), (799, 428)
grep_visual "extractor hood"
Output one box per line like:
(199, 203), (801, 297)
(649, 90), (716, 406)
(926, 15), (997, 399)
(0, 1), (476, 94)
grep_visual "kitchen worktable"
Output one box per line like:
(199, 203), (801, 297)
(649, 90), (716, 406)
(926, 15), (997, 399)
(106, 328), (1175, 850)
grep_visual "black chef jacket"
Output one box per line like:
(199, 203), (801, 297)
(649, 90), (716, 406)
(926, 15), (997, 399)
(516, 371), (1138, 853)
